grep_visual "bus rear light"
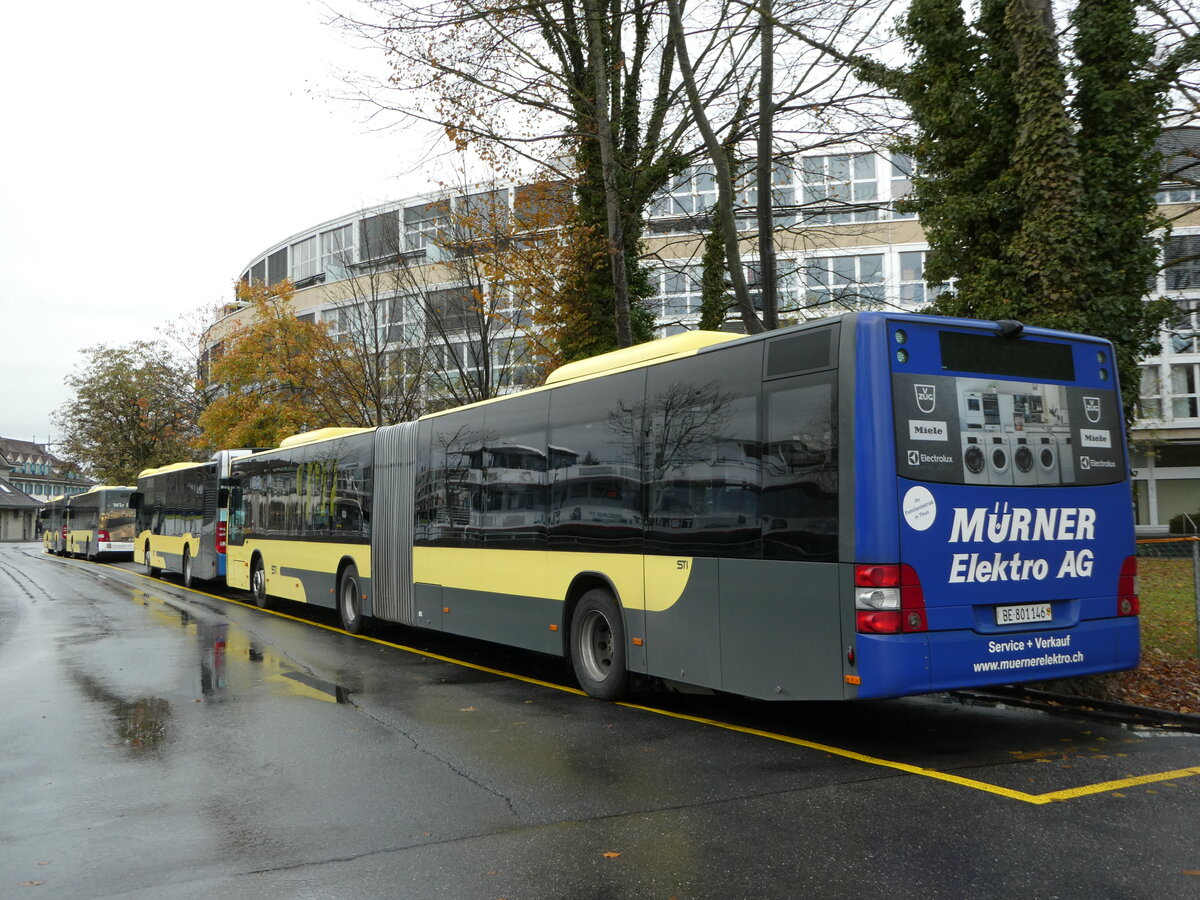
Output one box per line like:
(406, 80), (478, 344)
(855, 564), (927, 633)
(216, 522), (227, 555)
(1117, 556), (1139, 616)
(98, 530), (110, 543)
(856, 610), (903, 633)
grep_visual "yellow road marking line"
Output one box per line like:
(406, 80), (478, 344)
(101, 561), (1200, 805)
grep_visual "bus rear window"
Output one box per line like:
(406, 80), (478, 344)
(939, 332), (1075, 381)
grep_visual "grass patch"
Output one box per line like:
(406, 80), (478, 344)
(1138, 557), (1199, 662)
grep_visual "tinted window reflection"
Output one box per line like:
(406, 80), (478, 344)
(547, 370), (646, 552)
(234, 431), (373, 543)
(416, 411), (484, 547)
(762, 373), (838, 560)
(645, 344), (763, 557)
(480, 393), (549, 548)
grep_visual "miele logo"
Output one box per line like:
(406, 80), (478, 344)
(915, 384), (937, 414)
(1084, 396), (1102, 424)
(909, 420), (949, 441)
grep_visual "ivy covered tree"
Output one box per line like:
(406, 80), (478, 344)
(860, 0), (1198, 417)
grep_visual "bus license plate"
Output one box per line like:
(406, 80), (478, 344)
(995, 603), (1053, 625)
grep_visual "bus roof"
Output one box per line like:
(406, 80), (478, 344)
(77, 485), (135, 495)
(544, 330), (740, 386)
(277, 427), (374, 450)
(138, 461), (207, 479)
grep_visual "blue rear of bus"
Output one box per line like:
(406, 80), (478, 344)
(850, 313), (1138, 699)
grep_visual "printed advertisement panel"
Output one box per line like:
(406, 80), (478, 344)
(892, 373), (1125, 487)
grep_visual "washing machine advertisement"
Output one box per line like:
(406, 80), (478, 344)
(892, 373), (1125, 487)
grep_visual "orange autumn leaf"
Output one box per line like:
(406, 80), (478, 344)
(602, 851), (621, 859)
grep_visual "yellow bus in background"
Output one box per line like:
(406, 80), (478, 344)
(135, 450), (257, 588)
(40, 495), (67, 555)
(65, 486), (136, 559)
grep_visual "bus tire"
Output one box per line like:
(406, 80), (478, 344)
(570, 587), (630, 701)
(144, 543), (161, 578)
(338, 563), (367, 634)
(182, 548), (194, 589)
(251, 557), (270, 610)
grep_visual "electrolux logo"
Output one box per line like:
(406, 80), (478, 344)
(1079, 456), (1117, 471)
(907, 449), (955, 466)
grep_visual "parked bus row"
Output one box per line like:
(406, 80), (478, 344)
(46, 313), (1141, 702)
(41, 486), (136, 559)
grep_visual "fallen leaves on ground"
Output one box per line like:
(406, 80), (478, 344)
(1110, 653), (1200, 714)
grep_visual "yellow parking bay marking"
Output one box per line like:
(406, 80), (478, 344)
(111, 562), (1200, 805)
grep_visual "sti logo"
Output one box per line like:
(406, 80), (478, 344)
(1084, 396), (1102, 424)
(914, 384), (937, 414)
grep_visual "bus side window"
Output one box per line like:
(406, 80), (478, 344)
(762, 371), (838, 561)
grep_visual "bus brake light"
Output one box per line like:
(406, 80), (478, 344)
(216, 522), (227, 555)
(855, 564), (927, 634)
(98, 530), (110, 543)
(1117, 556), (1139, 617)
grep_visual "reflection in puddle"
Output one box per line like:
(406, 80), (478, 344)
(69, 670), (172, 757)
(124, 587), (353, 706)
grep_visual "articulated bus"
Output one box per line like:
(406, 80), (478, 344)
(133, 450), (257, 588)
(201, 312), (1137, 702)
(41, 496), (67, 555)
(63, 486), (136, 559)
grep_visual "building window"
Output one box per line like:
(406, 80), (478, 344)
(898, 250), (948, 306)
(648, 167), (718, 233)
(405, 202), (449, 252)
(321, 224), (355, 274)
(1138, 367), (1163, 420)
(801, 153), (879, 225)
(267, 248), (288, 285)
(652, 264), (703, 322)
(804, 254), (885, 309)
(1157, 185), (1200, 205)
(891, 153), (916, 220)
(1165, 235), (1200, 291)
(1171, 364), (1200, 419)
(736, 163), (797, 229)
(360, 211), (400, 261)
(291, 236), (319, 282)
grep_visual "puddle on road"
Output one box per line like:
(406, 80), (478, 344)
(68, 587), (352, 757)
(69, 669), (172, 757)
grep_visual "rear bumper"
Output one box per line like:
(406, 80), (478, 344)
(854, 617), (1140, 699)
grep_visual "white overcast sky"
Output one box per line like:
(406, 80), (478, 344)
(0, 0), (433, 446)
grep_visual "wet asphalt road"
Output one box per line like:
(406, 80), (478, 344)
(2, 541), (1199, 899)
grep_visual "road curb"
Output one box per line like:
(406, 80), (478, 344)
(953, 685), (1200, 733)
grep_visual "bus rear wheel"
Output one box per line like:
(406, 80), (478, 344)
(339, 564), (367, 634)
(570, 588), (629, 701)
(144, 543), (161, 578)
(182, 548), (194, 589)
(251, 557), (270, 610)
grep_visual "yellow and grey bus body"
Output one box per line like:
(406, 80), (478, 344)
(226, 429), (375, 628)
(135, 450), (258, 587)
(65, 485), (136, 559)
(229, 327), (849, 699)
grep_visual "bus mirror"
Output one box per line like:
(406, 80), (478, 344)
(218, 488), (229, 507)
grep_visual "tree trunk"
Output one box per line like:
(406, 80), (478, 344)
(666, 0), (765, 334)
(583, 0), (635, 348)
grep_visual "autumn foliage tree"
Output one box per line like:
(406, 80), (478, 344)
(53, 342), (200, 484)
(197, 280), (342, 448)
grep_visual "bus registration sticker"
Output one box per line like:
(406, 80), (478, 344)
(995, 603), (1053, 626)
